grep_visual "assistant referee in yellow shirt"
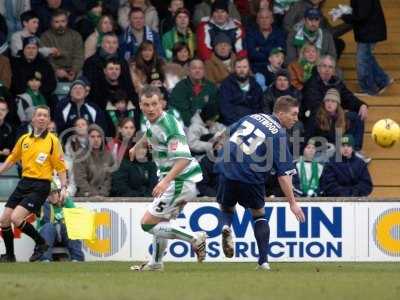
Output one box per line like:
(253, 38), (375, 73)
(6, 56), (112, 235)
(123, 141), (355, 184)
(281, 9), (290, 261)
(0, 105), (67, 262)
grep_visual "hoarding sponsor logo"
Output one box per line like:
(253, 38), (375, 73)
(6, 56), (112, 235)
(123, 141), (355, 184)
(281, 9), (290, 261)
(374, 208), (400, 257)
(83, 208), (127, 257)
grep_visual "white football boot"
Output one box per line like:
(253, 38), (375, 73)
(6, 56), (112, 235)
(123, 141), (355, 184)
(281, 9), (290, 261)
(221, 225), (234, 258)
(130, 262), (164, 272)
(256, 262), (271, 271)
(193, 231), (207, 262)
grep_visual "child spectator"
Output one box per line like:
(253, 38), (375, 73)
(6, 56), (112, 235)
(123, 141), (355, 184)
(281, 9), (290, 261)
(162, 8), (195, 61)
(84, 14), (115, 59)
(106, 89), (136, 132)
(37, 180), (84, 262)
(10, 10), (55, 58)
(288, 42), (319, 90)
(16, 71), (46, 123)
(255, 47), (285, 91)
(293, 138), (323, 197)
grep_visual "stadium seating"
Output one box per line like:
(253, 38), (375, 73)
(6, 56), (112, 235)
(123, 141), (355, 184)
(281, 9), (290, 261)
(325, 0), (400, 197)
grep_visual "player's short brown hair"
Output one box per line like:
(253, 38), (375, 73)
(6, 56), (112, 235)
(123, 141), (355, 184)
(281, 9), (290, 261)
(140, 85), (162, 101)
(273, 96), (299, 113)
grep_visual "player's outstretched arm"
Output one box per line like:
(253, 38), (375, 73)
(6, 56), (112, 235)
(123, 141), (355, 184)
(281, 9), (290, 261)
(152, 158), (190, 198)
(278, 175), (306, 222)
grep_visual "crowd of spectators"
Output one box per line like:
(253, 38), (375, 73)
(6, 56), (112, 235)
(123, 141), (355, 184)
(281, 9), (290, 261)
(1, 0), (385, 198)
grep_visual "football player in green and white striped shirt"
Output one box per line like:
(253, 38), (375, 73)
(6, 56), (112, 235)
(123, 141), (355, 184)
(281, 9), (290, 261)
(129, 85), (207, 272)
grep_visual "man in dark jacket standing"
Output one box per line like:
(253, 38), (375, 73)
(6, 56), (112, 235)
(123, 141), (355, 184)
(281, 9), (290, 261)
(320, 134), (372, 197)
(219, 57), (263, 126)
(341, 0), (392, 95)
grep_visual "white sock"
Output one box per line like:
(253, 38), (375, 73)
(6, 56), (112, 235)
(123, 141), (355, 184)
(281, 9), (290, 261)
(149, 236), (168, 265)
(149, 221), (194, 243)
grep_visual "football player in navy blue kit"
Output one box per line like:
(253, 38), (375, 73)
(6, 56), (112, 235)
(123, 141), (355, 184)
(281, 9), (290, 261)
(215, 95), (306, 270)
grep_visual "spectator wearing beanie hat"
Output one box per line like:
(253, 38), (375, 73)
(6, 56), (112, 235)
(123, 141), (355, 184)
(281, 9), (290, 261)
(304, 88), (368, 162)
(205, 32), (236, 86)
(54, 77), (108, 137)
(255, 46), (286, 91)
(193, 0), (241, 27)
(10, 36), (56, 104)
(196, 0), (246, 60)
(320, 134), (373, 197)
(162, 8), (195, 61)
(286, 7), (336, 64)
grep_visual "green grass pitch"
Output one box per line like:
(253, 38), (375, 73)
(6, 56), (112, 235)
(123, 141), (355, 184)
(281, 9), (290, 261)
(0, 262), (399, 300)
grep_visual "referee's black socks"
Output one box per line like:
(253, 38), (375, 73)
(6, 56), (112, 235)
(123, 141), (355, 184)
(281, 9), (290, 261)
(1, 226), (15, 256)
(17, 220), (45, 245)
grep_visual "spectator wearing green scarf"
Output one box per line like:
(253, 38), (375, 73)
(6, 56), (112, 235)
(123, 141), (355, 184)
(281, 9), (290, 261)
(288, 43), (320, 90)
(293, 138), (324, 197)
(16, 71), (47, 123)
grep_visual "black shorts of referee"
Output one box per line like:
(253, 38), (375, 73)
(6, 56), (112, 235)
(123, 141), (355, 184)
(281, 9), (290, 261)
(6, 177), (51, 216)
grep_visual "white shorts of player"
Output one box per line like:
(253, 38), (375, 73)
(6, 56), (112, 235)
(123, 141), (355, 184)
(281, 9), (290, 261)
(148, 180), (197, 220)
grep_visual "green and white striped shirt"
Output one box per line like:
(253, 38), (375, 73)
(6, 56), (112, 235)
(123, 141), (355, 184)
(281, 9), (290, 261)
(145, 112), (203, 182)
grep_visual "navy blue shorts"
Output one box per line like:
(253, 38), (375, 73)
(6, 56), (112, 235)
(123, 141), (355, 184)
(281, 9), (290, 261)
(216, 175), (265, 209)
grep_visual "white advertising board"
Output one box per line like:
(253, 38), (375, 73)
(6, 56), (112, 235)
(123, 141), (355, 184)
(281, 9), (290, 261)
(1, 202), (399, 262)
